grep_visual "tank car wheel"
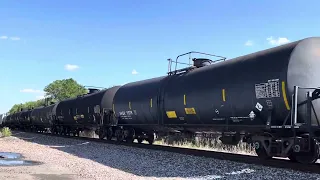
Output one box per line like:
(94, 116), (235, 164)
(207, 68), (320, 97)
(106, 128), (113, 140)
(50, 127), (55, 134)
(98, 129), (105, 140)
(126, 136), (134, 143)
(59, 127), (64, 135)
(254, 141), (272, 160)
(125, 129), (135, 143)
(147, 134), (155, 145)
(137, 137), (143, 144)
(147, 138), (154, 145)
(62, 131), (66, 136)
(290, 137), (319, 164)
(115, 129), (125, 142)
(66, 128), (71, 136)
(288, 153), (298, 162)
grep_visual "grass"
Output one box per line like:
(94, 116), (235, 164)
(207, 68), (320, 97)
(1, 127), (12, 137)
(3, 126), (253, 155)
(154, 134), (256, 155)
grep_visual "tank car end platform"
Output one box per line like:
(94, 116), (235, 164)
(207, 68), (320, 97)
(242, 86), (320, 164)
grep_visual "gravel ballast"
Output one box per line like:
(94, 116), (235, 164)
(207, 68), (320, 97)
(0, 132), (320, 180)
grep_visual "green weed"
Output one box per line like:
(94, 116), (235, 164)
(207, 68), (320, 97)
(1, 127), (12, 137)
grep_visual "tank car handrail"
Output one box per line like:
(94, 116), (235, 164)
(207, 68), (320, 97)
(174, 51), (227, 71)
(176, 51), (227, 62)
(295, 87), (320, 107)
(293, 87), (320, 90)
(84, 86), (105, 89)
(167, 51), (227, 75)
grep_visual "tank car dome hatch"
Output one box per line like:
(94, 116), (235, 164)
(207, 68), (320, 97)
(88, 88), (100, 94)
(192, 58), (213, 68)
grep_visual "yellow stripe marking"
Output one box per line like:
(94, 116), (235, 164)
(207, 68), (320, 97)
(222, 89), (226, 102)
(282, 81), (291, 110)
(184, 94), (186, 105)
(150, 98), (152, 108)
(185, 107), (196, 115)
(129, 102), (131, 110)
(166, 111), (177, 118)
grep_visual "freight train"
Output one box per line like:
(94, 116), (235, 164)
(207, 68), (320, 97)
(0, 114), (4, 126)
(2, 37), (320, 164)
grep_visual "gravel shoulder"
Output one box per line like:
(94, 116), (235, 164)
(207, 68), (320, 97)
(0, 132), (320, 180)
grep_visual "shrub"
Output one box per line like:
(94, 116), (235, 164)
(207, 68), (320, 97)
(1, 127), (12, 137)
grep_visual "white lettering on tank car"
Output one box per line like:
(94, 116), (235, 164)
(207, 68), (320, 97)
(212, 118), (225, 121)
(119, 111), (126, 116)
(230, 118), (242, 123)
(255, 79), (280, 99)
(126, 111), (133, 115)
(230, 116), (249, 119)
(230, 117), (250, 123)
(255, 102), (263, 111)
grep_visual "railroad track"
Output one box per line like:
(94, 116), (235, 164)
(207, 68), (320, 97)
(11, 130), (320, 175)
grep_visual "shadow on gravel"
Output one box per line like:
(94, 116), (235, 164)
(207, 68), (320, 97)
(11, 131), (320, 179)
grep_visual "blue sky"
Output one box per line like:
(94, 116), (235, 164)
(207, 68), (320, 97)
(0, 0), (319, 113)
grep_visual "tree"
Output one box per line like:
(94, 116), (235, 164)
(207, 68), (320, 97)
(9, 104), (23, 114)
(8, 99), (45, 114)
(8, 78), (87, 114)
(44, 78), (88, 102)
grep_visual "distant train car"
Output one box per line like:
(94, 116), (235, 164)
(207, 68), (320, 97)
(18, 109), (33, 130)
(113, 76), (166, 143)
(2, 115), (7, 128)
(0, 114), (3, 127)
(55, 86), (120, 136)
(4, 114), (11, 128)
(10, 111), (22, 129)
(30, 103), (58, 132)
(55, 97), (77, 135)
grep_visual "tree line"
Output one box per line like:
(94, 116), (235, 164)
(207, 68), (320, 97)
(9, 78), (88, 114)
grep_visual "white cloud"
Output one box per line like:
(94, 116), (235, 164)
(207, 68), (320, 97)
(10, 36), (20, 41)
(131, 69), (138, 75)
(0, 36), (21, 41)
(267, 36), (290, 46)
(244, 40), (253, 46)
(65, 64), (79, 71)
(20, 88), (44, 93)
(20, 88), (46, 100)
